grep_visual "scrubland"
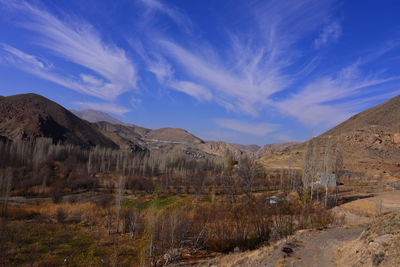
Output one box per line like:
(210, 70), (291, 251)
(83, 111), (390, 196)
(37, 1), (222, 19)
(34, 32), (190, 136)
(0, 138), (341, 266)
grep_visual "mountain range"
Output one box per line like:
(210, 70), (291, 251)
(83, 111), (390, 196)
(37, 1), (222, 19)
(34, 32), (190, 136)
(0, 93), (259, 157)
(1, 93), (400, 178)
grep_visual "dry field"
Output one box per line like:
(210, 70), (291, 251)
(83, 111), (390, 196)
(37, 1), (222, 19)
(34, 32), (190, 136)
(339, 191), (400, 218)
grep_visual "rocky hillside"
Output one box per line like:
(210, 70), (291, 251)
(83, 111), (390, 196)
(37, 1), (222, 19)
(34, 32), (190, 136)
(73, 109), (256, 156)
(336, 212), (400, 267)
(231, 143), (261, 153)
(312, 95), (400, 178)
(258, 95), (400, 177)
(145, 127), (204, 144)
(94, 121), (149, 152)
(257, 142), (300, 156)
(0, 94), (118, 148)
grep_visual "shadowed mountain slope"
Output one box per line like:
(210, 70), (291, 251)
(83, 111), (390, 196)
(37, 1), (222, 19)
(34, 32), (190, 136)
(0, 93), (118, 148)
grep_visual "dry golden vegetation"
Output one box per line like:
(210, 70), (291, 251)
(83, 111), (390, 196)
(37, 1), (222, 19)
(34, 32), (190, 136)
(0, 138), (363, 266)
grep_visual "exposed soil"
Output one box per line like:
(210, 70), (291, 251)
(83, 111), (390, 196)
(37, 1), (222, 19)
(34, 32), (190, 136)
(196, 227), (364, 267)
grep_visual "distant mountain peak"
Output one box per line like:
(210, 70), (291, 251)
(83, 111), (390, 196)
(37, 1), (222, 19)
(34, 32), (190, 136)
(145, 127), (204, 144)
(71, 109), (125, 125)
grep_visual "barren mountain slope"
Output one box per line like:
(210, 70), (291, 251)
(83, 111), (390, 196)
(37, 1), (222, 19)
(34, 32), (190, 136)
(71, 109), (125, 125)
(312, 96), (400, 178)
(94, 121), (149, 152)
(323, 95), (400, 136)
(0, 94), (118, 148)
(231, 143), (261, 153)
(259, 96), (400, 177)
(72, 107), (260, 156)
(257, 142), (301, 156)
(145, 127), (204, 144)
(84, 116), (253, 156)
(198, 141), (255, 157)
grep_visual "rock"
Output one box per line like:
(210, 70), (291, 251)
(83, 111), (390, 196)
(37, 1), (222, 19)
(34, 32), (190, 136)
(374, 234), (394, 246)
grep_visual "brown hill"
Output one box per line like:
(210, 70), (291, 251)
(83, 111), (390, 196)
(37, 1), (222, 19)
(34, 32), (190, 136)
(71, 107), (258, 156)
(94, 121), (149, 152)
(145, 128), (204, 144)
(259, 95), (400, 177)
(199, 141), (244, 157)
(323, 95), (400, 136)
(257, 142), (300, 156)
(0, 93), (118, 148)
(312, 95), (400, 177)
(231, 143), (261, 153)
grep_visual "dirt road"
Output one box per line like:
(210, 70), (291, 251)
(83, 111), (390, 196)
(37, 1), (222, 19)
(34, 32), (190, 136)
(276, 227), (364, 267)
(197, 226), (364, 267)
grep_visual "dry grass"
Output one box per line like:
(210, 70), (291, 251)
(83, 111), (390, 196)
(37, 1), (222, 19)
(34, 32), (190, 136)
(339, 191), (400, 217)
(0, 220), (140, 266)
(6, 202), (98, 221)
(257, 150), (303, 170)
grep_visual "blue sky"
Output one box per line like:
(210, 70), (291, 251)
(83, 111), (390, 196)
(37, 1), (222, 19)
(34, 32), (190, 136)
(1, 0), (400, 145)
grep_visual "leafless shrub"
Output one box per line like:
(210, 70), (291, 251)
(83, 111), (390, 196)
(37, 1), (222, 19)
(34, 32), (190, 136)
(56, 208), (67, 225)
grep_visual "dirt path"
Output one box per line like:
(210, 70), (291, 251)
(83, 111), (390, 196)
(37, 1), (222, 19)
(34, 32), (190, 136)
(278, 227), (364, 267)
(197, 226), (364, 267)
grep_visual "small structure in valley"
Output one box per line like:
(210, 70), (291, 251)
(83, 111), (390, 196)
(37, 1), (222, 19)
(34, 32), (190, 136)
(267, 195), (283, 205)
(316, 173), (337, 187)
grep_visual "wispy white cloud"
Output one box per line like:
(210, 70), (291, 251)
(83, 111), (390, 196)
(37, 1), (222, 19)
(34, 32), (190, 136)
(1, 43), (50, 69)
(2, 0), (400, 142)
(148, 57), (174, 83)
(0, 44), (129, 99)
(129, 97), (142, 108)
(129, 39), (174, 83)
(160, 40), (276, 115)
(73, 101), (131, 115)
(138, 0), (193, 33)
(215, 119), (278, 136)
(1, 1), (137, 100)
(272, 133), (295, 142)
(314, 21), (342, 48)
(275, 60), (400, 127)
(168, 80), (212, 101)
(155, 0), (337, 116)
(150, 0), (400, 133)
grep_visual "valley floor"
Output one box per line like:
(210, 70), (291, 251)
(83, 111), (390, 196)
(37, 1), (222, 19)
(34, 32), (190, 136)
(193, 190), (400, 267)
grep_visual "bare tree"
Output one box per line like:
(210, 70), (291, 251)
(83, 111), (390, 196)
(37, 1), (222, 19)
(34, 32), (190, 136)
(123, 207), (141, 239)
(115, 175), (125, 233)
(1, 168), (12, 218)
(302, 139), (318, 200)
(236, 155), (263, 199)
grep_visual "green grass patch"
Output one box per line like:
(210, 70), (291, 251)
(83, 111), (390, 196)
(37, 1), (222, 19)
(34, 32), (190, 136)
(123, 195), (187, 211)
